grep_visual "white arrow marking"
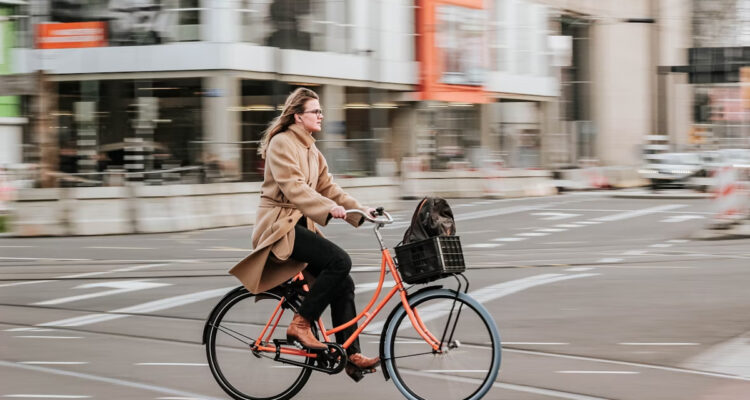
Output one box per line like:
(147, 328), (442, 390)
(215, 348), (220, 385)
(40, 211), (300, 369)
(531, 212), (580, 221)
(660, 215), (705, 223)
(32, 281), (170, 306)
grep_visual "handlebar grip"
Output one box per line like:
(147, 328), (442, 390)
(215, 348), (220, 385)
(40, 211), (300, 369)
(344, 208), (393, 224)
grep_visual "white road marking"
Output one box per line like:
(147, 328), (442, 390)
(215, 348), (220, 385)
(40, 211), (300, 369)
(135, 363), (207, 366)
(466, 243), (502, 248)
(19, 362), (89, 365)
(350, 266), (381, 272)
(492, 237), (526, 242)
(5, 328), (56, 332)
(38, 286), (236, 327)
(0, 245), (32, 248)
(0, 257), (91, 261)
(401, 369), (609, 400)
(56, 272), (111, 279)
(86, 246), (153, 250)
(200, 247), (253, 252)
(469, 273), (599, 304)
(517, 232), (549, 237)
(597, 258), (622, 263)
(619, 342), (699, 346)
(0, 280), (53, 288)
(577, 221), (602, 225)
(58, 263), (168, 279)
(112, 263), (169, 273)
(386, 203), (561, 230)
(503, 342), (569, 345)
(557, 370), (639, 375)
(32, 281), (171, 306)
(531, 212), (580, 220)
(2, 396), (91, 399)
(622, 250), (647, 256)
(422, 369), (487, 373)
(683, 337), (750, 377)
(0, 361), (225, 400)
(14, 336), (82, 339)
(565, 267), (594, 272)
(365, 273), (598, 334)
(507, 348), (750, 382)
(668, 239), (689, 243)
(661, 215), (705, 223)
(649, 244), (672, 248)
(537, 228), (567, 232)
(594, 204), (686, 222)
(556, 224), (581, 228)
(354, 280), (396, 294)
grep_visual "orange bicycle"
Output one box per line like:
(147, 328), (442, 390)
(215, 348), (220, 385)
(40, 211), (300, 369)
(203, 209), (501, 400)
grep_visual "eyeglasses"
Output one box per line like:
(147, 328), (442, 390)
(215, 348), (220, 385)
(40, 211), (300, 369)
(301, 109), (323, 117)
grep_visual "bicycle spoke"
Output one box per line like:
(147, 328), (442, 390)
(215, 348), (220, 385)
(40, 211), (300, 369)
(206, 288), (314, 400)
(210, 322), (256, 347)
(383, 289), (501, 400)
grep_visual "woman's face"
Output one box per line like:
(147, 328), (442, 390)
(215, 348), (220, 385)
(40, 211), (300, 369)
(297, 99), (323, 133)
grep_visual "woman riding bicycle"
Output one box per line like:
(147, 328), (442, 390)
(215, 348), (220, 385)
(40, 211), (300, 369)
(229, 87), (380, 381)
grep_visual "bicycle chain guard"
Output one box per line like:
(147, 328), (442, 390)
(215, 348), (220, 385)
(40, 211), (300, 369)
(270, 339), (346, 375)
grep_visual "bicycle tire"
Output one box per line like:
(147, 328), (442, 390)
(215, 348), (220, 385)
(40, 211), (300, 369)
(382, 289), (501, 400)
(205, 287), (315, 400)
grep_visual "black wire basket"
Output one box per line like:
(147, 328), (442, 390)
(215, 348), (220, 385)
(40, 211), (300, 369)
(394, 236), (466, 284)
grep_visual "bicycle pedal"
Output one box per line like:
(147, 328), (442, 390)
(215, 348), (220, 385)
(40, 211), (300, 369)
(285, 339), (304, 350)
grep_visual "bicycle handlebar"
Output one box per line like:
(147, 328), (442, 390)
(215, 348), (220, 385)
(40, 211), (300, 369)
(345, 208), (394, 225)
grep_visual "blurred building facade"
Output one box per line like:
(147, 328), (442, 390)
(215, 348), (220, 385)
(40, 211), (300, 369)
(0, 0), (25, 168)
(687, 0), (750, 150)
(3, 0), (702, 185)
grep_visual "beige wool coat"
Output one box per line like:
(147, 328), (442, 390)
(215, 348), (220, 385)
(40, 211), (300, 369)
(229, 124), (367, 294)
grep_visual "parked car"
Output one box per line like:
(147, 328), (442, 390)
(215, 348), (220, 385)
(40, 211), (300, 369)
(713, 148), (750, 180)
(639, 152), (707, 190)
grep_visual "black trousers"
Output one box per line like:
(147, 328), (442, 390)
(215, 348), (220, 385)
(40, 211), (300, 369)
(291, 221), (362, 355)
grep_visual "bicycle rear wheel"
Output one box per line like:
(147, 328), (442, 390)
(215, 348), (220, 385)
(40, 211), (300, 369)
(205, 287), (314, 400)
(382, 289), (501, 400)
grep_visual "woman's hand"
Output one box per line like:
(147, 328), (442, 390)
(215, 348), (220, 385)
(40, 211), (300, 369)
(330, 205), (346, 219)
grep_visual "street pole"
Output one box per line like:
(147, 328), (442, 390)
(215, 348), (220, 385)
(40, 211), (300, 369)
(34, 69), (57, 188)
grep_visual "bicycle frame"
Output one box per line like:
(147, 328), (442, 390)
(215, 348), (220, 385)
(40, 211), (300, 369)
(251, 215), (443, 359)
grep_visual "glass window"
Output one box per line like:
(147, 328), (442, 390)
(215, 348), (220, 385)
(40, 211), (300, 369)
(240, 0), (273, 44)
(164, 0), (202, 42)
(491, 0), (508, 71)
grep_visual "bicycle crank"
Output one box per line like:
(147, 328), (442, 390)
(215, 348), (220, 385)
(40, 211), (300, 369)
(267, 339), (346, 375)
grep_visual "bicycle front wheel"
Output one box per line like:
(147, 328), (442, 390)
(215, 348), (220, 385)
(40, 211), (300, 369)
(383, 289), (501, 400)
(205, 288), (314, 400)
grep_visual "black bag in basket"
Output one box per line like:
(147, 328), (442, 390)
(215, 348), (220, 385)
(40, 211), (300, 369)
(401, 197), (456, 245)
(396, 197), (464, 284)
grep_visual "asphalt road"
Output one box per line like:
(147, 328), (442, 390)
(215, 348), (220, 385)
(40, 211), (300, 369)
(1, 192), (750, 400)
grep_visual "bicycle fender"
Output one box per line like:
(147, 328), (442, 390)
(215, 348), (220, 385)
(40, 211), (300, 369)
(377, 285), (443, 381)
(201, 286), (247, 345)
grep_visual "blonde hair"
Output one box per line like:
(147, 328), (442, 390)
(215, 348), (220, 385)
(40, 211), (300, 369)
(258, 87), (319, 159)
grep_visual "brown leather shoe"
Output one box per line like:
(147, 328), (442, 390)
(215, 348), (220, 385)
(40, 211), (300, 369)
(345, 353), (380, 382)
(286, 314), (327, 350)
